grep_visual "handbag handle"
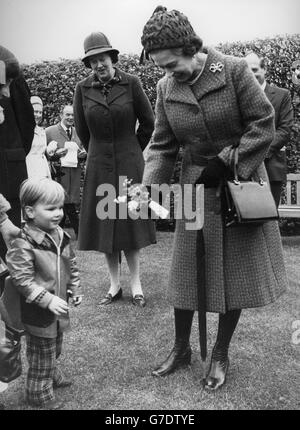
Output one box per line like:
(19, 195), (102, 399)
(229, 145), (264, 186)
(229, 146), (239, 183)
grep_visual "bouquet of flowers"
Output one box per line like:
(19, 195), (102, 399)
(114, 178), (169, 219)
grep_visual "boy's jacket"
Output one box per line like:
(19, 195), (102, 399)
(6, 223), (81, 338)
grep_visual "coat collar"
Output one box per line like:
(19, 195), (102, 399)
(57, 122), (72, 141)
(34, 125), (45, 136)
(264, 82), (275, 96)
(165, 47), (226, 106)
(83, 68), (129, 108)
(23, 223), (70, 245)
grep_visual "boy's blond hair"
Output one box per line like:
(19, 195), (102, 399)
(20, 178), (65, 220)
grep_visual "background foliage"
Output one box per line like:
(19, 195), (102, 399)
(22, 34), (300, 231)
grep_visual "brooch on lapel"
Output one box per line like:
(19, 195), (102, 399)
(209, 62), (224, 73)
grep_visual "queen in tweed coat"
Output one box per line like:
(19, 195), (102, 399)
(143, 47), (287, 313)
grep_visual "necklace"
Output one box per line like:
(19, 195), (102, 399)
(187, 54), (207, 86)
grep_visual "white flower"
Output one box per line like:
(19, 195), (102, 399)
(128, 200), (139, 211)
(114, 195), (128, 203)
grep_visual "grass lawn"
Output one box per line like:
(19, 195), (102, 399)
(1, 232), (299, 410)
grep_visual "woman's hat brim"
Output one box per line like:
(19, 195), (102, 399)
(82, 47), (119, 67)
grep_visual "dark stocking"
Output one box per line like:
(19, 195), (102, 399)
(212, 309), (242, 360)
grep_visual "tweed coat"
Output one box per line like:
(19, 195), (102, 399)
(46, 123), (83, 204)
(73, 68), (156, 253)
(264, 83), (294, 182)
(143, 47), (287, 313)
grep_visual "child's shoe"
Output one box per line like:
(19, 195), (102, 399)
(26, 398), (63, 410)
(53, 377), (73, 389)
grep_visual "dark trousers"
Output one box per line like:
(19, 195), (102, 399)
(270, 181), (284, 208)
(60, 203), (79, 236)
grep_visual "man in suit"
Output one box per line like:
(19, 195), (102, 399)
(245, 52), (294, 207)
(0, 46), (35, 259)
(46, 105), (86, 238)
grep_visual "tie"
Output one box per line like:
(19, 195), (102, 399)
(66, 128), (72, 140)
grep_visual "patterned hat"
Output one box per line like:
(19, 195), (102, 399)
(141, 6), (197, 54)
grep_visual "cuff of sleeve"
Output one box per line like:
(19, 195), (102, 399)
(0, 213), (8, 225)
(34, 290), (54, 309)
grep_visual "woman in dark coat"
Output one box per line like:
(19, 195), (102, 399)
(74, 32), (156, 307)
(140, 7), (287, 389)
(0, 46), (35, 260)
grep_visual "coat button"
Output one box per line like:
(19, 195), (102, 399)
(190, 106), (199, 114)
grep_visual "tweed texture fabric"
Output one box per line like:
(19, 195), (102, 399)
(141, 8), (197, 53)
(143, 47), (287, 313)
(25, 332), (63, 404)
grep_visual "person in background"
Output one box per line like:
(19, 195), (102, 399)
(6, 178), (82, 410)
(140, 6), (287, 390)
(74, 32), (156, 307)
(46, 105), (86, 239)
(26, 96), (51, 179)
(0, 45), (35, 260)
(245, 52), (294, 207)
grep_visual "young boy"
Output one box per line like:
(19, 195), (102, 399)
(6, 178), (82, 409)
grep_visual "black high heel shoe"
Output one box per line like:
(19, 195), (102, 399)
(203, 356), (229, 391)
(99, 288), (122, 305)
(152, 343), (192, 377)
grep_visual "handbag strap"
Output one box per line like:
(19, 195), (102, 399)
(229, 146), (239, 182)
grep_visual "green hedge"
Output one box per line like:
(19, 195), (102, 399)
(22, 34), (300, 231)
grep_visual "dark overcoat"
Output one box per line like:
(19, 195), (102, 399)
(143, 48), (287, 313)
(0, 76), (35, 258)
(74, 69), (156, 253)
(264, 83), (294, 182)
(45, 123), (83, 204)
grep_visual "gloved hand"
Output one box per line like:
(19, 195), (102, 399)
(195, 156), (228, 188)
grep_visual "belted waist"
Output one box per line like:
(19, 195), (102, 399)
(190, 152), (216, 166)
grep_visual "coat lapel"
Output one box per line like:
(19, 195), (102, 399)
(264, 83), (276, 104)
(82, 70), (129, 107)
(165, 77), (198, 106)
(192, 48), (226, 101)
(165, 48), (226, 106)
(106, 70), (129, 105)
(83, 75), (108, 108)
(57, 123), (69, 141)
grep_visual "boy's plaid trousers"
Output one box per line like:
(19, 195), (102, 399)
(25, 332), (64, 404)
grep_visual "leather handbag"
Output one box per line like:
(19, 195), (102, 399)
(0, 325), (22, 383)
(0, 257), (24, 333)
(223, 146), (279, 227)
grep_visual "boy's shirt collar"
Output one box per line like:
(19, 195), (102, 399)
(23, 223), (70, 245)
